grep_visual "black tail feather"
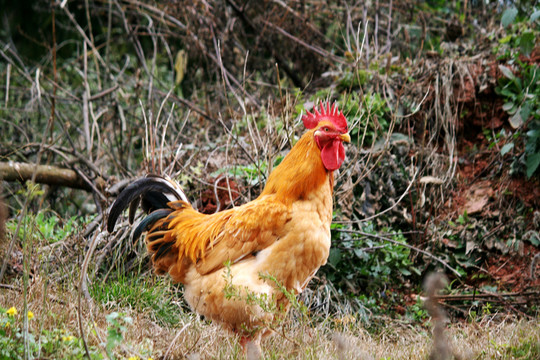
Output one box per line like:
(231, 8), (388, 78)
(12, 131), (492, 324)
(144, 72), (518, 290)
(141, 191), (171, 213)
(154, 240), (175, 260)
(128, 196), (140, 224)
(132, 208), (173, 241)
(107, 175), (186, 233)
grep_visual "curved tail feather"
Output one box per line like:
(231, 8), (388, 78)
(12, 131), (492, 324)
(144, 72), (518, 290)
(107, 174), (192, 279)
(107, 175), (188, 233)
(132, 208), (174, 241)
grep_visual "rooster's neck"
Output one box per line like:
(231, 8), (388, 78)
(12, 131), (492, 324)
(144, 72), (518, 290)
(261, 130), (332, 204)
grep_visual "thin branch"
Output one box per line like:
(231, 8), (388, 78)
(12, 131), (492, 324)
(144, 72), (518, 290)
(164, 322), (192, 360)
(336, 229), (462, 277)
(357, 167), (419, 223)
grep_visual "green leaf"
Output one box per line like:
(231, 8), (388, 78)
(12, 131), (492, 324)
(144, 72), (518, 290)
(501, 8), (518, 28)
(399, 268), (411, 276)
(520, 32), (535, 56)
(106, 312), (119, 322)
(526, 233), (540, 246)
(502, 102), (514, 111)
(527, 128), (540, 140)
(526, 152), (540, 178)
(498, 65), (515, 80)
(499, 34), (512, 44)
(499, 88), (515, 98)
(507, 105), (518, 115)
(328, 248), (342, 267)
(390, 132), (411, 143)
(354, 248), (369, 261)
(500, 142), (514, 155)
(530, 10), (540, 22)
(520, 102), (532, 122)
(515, 77), (523, 91)
(509, 110), (523, 129)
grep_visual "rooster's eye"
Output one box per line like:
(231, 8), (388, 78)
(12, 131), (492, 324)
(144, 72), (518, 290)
(323, 127), (329, 132)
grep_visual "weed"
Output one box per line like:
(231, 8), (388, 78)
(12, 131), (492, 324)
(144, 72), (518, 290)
(6, 211), (82, 244)
(222, 261), (310, 337)
(105, 312), (132, 359)
(0, 306), (102, 360)
(324, 222), (420, 304)
(406, 297), (429, 323)
(495, 8), (540, 178)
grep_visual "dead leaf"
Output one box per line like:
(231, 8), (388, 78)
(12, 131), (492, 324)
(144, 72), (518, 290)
(466, 239), (477, 255)
(462, 181), (494, 214)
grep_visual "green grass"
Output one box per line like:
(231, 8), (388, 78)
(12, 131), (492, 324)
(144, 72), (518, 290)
(90, 274), (182, 327)
(506, 338), (540, 359)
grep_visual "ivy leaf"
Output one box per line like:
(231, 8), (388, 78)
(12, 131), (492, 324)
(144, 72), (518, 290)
(525, 233), (540, 246)
(501, 8), (518, 28)
(328, 248), (342, 267)
(354, 248), (369, 261)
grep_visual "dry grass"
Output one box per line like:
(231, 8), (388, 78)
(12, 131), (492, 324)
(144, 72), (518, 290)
(1, 275), (538, 359)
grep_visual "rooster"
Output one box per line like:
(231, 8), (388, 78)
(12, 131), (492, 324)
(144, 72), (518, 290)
(107, 102), (350, 357)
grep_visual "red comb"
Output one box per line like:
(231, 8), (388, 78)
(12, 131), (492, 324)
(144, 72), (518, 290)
(302, 101), (348, 132)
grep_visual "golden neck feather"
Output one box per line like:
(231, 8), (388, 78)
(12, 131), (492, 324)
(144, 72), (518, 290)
(261, 129), (332, 204)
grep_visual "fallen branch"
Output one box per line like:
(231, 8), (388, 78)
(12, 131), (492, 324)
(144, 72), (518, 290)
(433, 289), (538, 319)
(0, 161), (105, 192)
(435, 290), (540, 302)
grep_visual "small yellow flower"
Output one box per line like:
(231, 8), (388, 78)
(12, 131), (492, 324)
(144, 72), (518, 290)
(4, 321), (10, 328)
(127, 357), (140, 360)
(6, 307), (17, 316)
(147, 358), (154, 360)
(27, 311), (34, 320)
(62, 335), (75, 342)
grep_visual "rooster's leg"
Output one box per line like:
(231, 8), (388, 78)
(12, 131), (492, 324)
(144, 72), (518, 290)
(240, 334), (262, 360)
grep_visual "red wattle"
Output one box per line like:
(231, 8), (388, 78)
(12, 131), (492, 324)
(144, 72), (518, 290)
(321, 140), (346, 171)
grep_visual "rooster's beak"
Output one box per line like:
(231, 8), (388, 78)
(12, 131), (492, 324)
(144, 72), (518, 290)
(340, 133), (351, 143)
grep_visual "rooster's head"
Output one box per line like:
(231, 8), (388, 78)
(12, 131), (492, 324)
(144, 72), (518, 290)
(302, 102), (350, 171)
